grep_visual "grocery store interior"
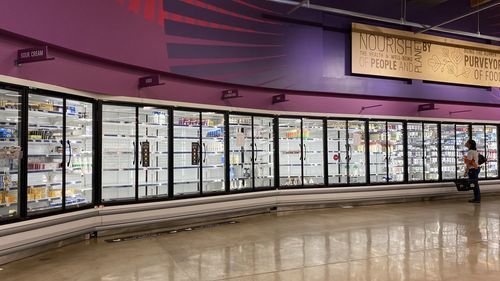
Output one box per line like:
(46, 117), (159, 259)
(0, 0), (499, 280)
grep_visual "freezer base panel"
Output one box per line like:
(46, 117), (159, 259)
(2, 180), (500, 264)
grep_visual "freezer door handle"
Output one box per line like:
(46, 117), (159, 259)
(299, 143), (303, 160)
(303, 144), (307, 161)
(132, 141), (135, 165)
(66, 140), (72, 167)
(252, 143), (257, 162)
(202, 142), (207, 163)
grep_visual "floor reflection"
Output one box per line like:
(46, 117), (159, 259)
(3, 199), (500, 280)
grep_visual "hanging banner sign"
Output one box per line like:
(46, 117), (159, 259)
(351, 23), (500, 87)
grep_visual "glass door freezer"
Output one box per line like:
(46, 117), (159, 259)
(173, 110), (225, 196)
(456, 124), (470, 178)
(369, 121), (404, 183)
(407, 122), (439, 182)
(485, 125), (498, 178)
(27, 93), (95, 213)
(472, 125), (486, 178)
(327, 120), (367, 185)
(279, 117), (324, 187)
(253, 116), (274, 188)
(138, 107), (169, 199)
(27, 94), (64, 213)
(0, 88), (22, 220)
(441, 124), (456, 180)
(471, 124), (499, 179)
(65, 99), (94, 208)
(101, 105), (137, 202)
(279, 118), (302, 187)
(228, 115), (275, 191)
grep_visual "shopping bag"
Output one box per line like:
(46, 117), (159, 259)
(454, 178), (478, 191)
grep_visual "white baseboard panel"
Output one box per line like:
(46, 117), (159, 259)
(1, 181), (500, 263)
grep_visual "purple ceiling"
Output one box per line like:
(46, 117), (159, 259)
(284, 0), (500, 38)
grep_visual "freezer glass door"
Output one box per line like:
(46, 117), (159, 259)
(456, 124), (469, 178)
(101, 105), (136, 202)
(387, 122), (404, 182)
(65, 100), (93, 208)
(303, 119), (324, 186)
(485, 125), (498, 178)
(173, 111), (200, 196)
(279, 118), (302, 187)
(369, 121), (387, 183)
(407, 123), (423, 182)
(327, 120), (347, 184)
(254, 116), (274, 189)
(472, 125), (486, 178)
(348, 120), (366, 184)
(229, 115), (252, 191)
(423, 123), (439, 181)
(27, 94), (64, 213)
(201, 112), (225, 193)
(138, 107), (168, 199)
(0, 88), (21, 219)
(441, 124), (456, 180)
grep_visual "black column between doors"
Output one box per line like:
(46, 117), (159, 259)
(135, 107), (139, 202)
(365, 120), (370, 184)
(323, 119), (328, 187)
(62, 99), (67, 210)
(94, 101), (102, 205)
(19, 88), (28, 218)
(168, 108), (174, 199)
(224, 113), (230, 193)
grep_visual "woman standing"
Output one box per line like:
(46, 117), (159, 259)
(464, 139), (480, 203)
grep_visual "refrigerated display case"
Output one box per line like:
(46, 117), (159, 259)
(472, 124), (499, 179)
(456, 124), (469, 177)
(173, 110), (225, 196)
(327, 120), (347, 184)
(27, 94), (64, 212)
(407, 123), (423, 181)
(387, 122), (404, 182)
(369, 121), (404, 183)
(485, 125), (498, 178)
(407, 122), (439, 182)
(65, 99), (93, 208)
(102, 104), (169, 201)
(279, 118), (324, 187)
(423, 123), (439, 181)
(369, 121), (386, 183)
(327, 120), (366, 185)
(27, 94), (94, 213)
(101, 105), (136, 202)
(229, 115), (253, 190)
(441, 124), (456, 180)
(472, 125), (486, 178)
(279, 118), (302, 186)
(138, 107), (168, 199)
(0, 88), (21, 220)
(228, 115), (274, 191)
(303, 119), (324, 185)
(348, 121), (367, 184)
(253, 116), (274, 188)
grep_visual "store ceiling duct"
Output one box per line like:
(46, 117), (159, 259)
(264, 0), (500, 42)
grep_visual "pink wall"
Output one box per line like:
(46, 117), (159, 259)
(0, 33), (499, 121)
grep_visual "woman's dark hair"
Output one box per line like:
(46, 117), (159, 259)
(467, 139), (477, 150)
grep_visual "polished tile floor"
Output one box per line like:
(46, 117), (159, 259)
(3, 198), (500, 281)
